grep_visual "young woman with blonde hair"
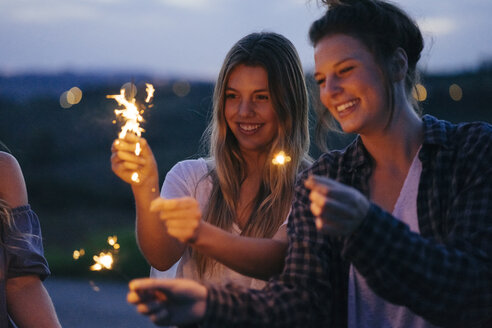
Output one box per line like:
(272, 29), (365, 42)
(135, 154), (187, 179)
(112, 32), (310, 287)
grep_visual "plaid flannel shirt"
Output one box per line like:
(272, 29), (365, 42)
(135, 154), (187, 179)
(203, 115), (492, 327)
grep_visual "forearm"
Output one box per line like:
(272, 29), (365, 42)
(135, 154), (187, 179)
(192, 222), (287, 280)
(345, 204), (492, 326)
(133, 183), (184, 270)
(203, 222), (332, 327)
(7, 275), (61, 328)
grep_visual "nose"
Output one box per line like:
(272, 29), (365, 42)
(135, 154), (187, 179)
(321, 76), (343, 101)
(237, 99), (255, 117)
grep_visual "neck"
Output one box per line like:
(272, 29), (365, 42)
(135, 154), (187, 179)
(240, 150), (267, 179)
(361, 104), (423, 170)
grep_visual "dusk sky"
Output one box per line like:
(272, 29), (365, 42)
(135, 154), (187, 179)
(1, 0), (491, 79)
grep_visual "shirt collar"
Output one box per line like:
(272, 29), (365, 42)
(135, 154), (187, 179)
(421, 114), (452, 149)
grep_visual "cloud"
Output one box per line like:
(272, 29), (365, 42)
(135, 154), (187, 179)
(417, 17), (457, 37)
(6, 3), (103, 24)
(156, 0), (215, 10)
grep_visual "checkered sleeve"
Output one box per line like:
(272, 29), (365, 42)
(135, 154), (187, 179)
(201, 170), (334, 327)
(342, 164), (492, 327)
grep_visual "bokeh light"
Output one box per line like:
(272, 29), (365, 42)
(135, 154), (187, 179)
(412, 83), (427, 102)
(449, 83), (463, 101)
(172, 80), (191, 97)
(60, 91), (71, 108)
(59, 86), (83, 109)
(121, 82), (137, 99)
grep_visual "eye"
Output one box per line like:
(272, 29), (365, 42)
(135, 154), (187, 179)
(225, 92), (237, 100)
(338, 66), (354, 75)
(315, 78), (325, 85)
(255, 93), (270, 101)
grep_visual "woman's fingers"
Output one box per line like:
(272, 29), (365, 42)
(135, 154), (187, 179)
(150, 197), (198, 212)
(304, 174), (370, 235)
(149, 197), (202, 242)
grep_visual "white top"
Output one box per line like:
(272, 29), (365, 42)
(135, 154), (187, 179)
(348, 149), (438, 328)
(150, 158), (279, 289)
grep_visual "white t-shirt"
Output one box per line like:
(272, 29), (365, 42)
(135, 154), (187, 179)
(150, 158), (280, 289)
(348, 148), (438, 328)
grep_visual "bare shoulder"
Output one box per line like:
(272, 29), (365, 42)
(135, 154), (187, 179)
(0, 151), (28, 208)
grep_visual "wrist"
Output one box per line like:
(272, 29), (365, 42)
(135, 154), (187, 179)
(132, 180), (160, 201)
(188, 221), (204, 245)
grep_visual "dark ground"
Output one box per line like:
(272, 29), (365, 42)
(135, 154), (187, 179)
(44, 276), (157, 328)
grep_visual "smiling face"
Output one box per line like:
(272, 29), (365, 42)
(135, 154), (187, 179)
(314, 34), (390, 135)
(224, 64), (279, 156)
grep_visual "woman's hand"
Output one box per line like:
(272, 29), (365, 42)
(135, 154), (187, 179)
(111, 134), (158, 187)
(150, 197), (203, 243)
(128, 278), (207, 326)
(304, 175), (370, 236)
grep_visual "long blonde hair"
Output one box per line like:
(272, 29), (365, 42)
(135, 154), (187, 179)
(194, 32), (310, 278)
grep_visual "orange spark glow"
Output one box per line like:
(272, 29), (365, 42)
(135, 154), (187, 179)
(73, 248), (85, 260)
(272, 151), (291, 165)
(135, 142), (142, 156)
(145, 83), (155, 103)
(90, 252), (114, 271)
(107, 236), (117, 246)
(107, 89), (144, 139)
(131, 172), (140, 183)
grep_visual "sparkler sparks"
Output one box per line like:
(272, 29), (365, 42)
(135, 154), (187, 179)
(73, 248), (85, 260)
(145, 83), (155, 103)
(87, 235), (126, 278)
(134, 142), (142, 156)
(107, 82), (155, 183)
(107, 88), (144, 139)
(272, 151), (291, 165)
(90, 252), (114, 271)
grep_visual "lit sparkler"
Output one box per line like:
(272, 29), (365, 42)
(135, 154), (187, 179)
(85, 235), (129, 280)
(107, 83), (155, 183)
(272, 151), (291, 165)
(90, 252), (114, 271)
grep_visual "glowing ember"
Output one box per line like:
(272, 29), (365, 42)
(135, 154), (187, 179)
(107, 235), (120, 250)
(135, 142), (142, 156)
(272, 151), (291, 165)
(131, 172), (140, 183)
(107, 236), (117, 246)
(90, 252), (114, 271)
(73, 248), (85, 260)
(145, 83), (155, 103)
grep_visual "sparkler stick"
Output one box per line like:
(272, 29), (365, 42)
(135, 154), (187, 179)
(107, 83), (155, 183)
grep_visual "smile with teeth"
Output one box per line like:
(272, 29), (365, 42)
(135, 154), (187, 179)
(239, 123), (262, 132)
(336, 99), (359, 112)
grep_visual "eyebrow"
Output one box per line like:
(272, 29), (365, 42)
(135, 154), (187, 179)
(314, 57), (357, 76)
(225, 87), (269, 93)
(334, 57), (357, 68)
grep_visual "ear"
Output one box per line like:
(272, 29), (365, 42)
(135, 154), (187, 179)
(391, 47), (408, 82)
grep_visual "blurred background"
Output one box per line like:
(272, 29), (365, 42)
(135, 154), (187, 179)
(0, 0), (491, 326)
